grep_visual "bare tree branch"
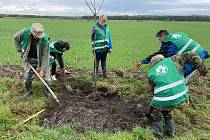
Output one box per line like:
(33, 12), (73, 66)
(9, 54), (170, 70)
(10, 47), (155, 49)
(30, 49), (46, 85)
(85, 0), (95, 15)
(96, 0), (105, 15)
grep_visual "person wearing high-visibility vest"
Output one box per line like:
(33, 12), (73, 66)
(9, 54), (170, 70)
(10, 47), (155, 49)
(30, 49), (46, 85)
(146, 52), (207, 139)
(13, 23), (51, 98)
(91, 15), (112, 78)
(49, 40), (70, 81)
(136, 30), (209, 81)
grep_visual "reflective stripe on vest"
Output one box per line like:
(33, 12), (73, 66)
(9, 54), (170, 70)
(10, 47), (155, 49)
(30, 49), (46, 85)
(177, 39), (193, 54)
(192, 44), (200, 53)
(92, 46), (109, 50)
(92, 39), (109, 45)
(153, 89), (188, 101)
(154, 78), (185, 94)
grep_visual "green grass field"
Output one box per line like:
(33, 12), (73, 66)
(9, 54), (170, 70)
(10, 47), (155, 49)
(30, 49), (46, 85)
(1, 18), (210, 140)
(1, 18), (210, 71)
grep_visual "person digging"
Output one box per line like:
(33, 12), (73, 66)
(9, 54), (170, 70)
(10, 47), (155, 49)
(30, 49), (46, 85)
(13, 23), (51, 98)
(145, 52), (207, 139)
(91, 15), (112, 78)
(49, 39), (70, 81)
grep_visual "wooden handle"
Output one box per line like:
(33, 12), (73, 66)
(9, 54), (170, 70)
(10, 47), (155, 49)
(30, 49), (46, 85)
(28, 64), (60, 104)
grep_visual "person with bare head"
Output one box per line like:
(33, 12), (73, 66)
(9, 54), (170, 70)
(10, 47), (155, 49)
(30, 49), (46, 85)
(91, 15), (112, 78)
(136, 30), (209, 81)
(13, 23), (51, 98)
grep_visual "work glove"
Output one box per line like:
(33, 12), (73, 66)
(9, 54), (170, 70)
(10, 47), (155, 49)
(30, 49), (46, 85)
(135, 62), (142, 70)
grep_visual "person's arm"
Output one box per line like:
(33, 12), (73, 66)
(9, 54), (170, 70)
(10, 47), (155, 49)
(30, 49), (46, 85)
(91, 26), (97, 42)
(108, 27), (112, 50)
(172, 52), (207, 75)
(13, 29), (24, 53)
(40, 43), (49, 71)
(141, 43), (177, 64)
(56, 53), (64, 69)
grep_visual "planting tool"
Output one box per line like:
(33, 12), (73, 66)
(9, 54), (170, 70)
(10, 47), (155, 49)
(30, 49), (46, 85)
(28, 63), (60, 104)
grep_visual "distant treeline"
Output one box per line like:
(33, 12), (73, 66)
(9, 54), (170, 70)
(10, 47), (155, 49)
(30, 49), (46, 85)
(83, 15), (210, 22)
(1, 14), (210, 22)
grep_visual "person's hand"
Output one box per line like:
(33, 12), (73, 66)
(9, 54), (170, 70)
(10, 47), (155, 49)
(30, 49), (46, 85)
(37, 70), (44, 77)
(109, 49), (112, 54)
(135, 62), (142, 70)
(64, 69), (71, 75)
(92, 28), (97, 35)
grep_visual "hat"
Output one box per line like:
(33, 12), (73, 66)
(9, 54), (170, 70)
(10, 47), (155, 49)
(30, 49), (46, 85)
(31, 23), (44, 39)
(150, 54), (164, 67)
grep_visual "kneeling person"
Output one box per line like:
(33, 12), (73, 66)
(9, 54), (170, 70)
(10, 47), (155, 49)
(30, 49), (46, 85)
(146, 53), (207, 139)
(49, 40), (70, 80)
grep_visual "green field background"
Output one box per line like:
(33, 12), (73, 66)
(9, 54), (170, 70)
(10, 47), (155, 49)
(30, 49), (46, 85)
(1, 18), (210, 71)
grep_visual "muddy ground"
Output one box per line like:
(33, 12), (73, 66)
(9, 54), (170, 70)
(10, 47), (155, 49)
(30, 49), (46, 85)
(39, 83), (148, 132)
(0, 65), (148, 132)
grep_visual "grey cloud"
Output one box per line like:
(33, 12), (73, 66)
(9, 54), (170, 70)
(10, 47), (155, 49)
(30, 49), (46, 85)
(0, 0), (210, 16)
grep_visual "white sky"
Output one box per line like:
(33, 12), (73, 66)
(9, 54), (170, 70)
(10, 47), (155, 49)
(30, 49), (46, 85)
(0, 0), (210, 16)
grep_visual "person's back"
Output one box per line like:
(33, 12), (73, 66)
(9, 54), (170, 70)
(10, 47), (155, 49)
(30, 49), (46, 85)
(146, 53), (207, 139)
(136, 30), (209, 79)
(162, 32), (206, 57)
(49, 40), (70, 80)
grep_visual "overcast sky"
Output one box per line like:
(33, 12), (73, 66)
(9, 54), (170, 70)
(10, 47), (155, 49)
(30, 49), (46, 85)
(0, 0), (210, 16)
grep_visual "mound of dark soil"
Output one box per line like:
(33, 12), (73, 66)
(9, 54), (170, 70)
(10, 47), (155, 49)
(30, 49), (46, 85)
(0, 65), (149, 132)
(39, 79), (148, 132)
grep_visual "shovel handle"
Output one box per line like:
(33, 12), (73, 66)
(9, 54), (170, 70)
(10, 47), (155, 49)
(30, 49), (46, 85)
(28, 64), (60, 104)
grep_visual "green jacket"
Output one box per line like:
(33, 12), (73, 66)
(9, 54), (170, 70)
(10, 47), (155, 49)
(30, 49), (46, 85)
(91, 22), (110, 53)
(49, 41), (63, 65)
(163, 32), (205, 58)
(49, 41), (63, 54)
(148, 52), (207, 108)
(13, 27), (49, 71)
(148, 58), (188, 108)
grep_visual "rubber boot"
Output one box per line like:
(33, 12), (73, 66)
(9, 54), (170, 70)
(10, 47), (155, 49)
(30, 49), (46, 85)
(151, 121), (163, 139)
(165, 119), (175, 137)
(23, 82), (32, 99)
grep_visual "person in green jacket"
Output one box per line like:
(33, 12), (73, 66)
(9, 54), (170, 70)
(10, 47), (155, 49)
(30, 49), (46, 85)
(13, 23), (51, 98)
(91, 15), (112, 78)
(146, 52), (207, 139)
(136, 30), (209, 82)
(49, 40), (70, 81)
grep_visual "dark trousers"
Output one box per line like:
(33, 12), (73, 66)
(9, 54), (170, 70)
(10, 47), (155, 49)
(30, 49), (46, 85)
(94, 52), (108, 74)
(51, 61), (57, 75)
(146, 106), (174, 138)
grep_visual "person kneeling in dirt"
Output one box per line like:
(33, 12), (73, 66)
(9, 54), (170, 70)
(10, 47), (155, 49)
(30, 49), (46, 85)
(91, 15), (112, 78)
(13, 23), (51, 98)
(49, 40), (70, 81)
(146, 52), (207, 139)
